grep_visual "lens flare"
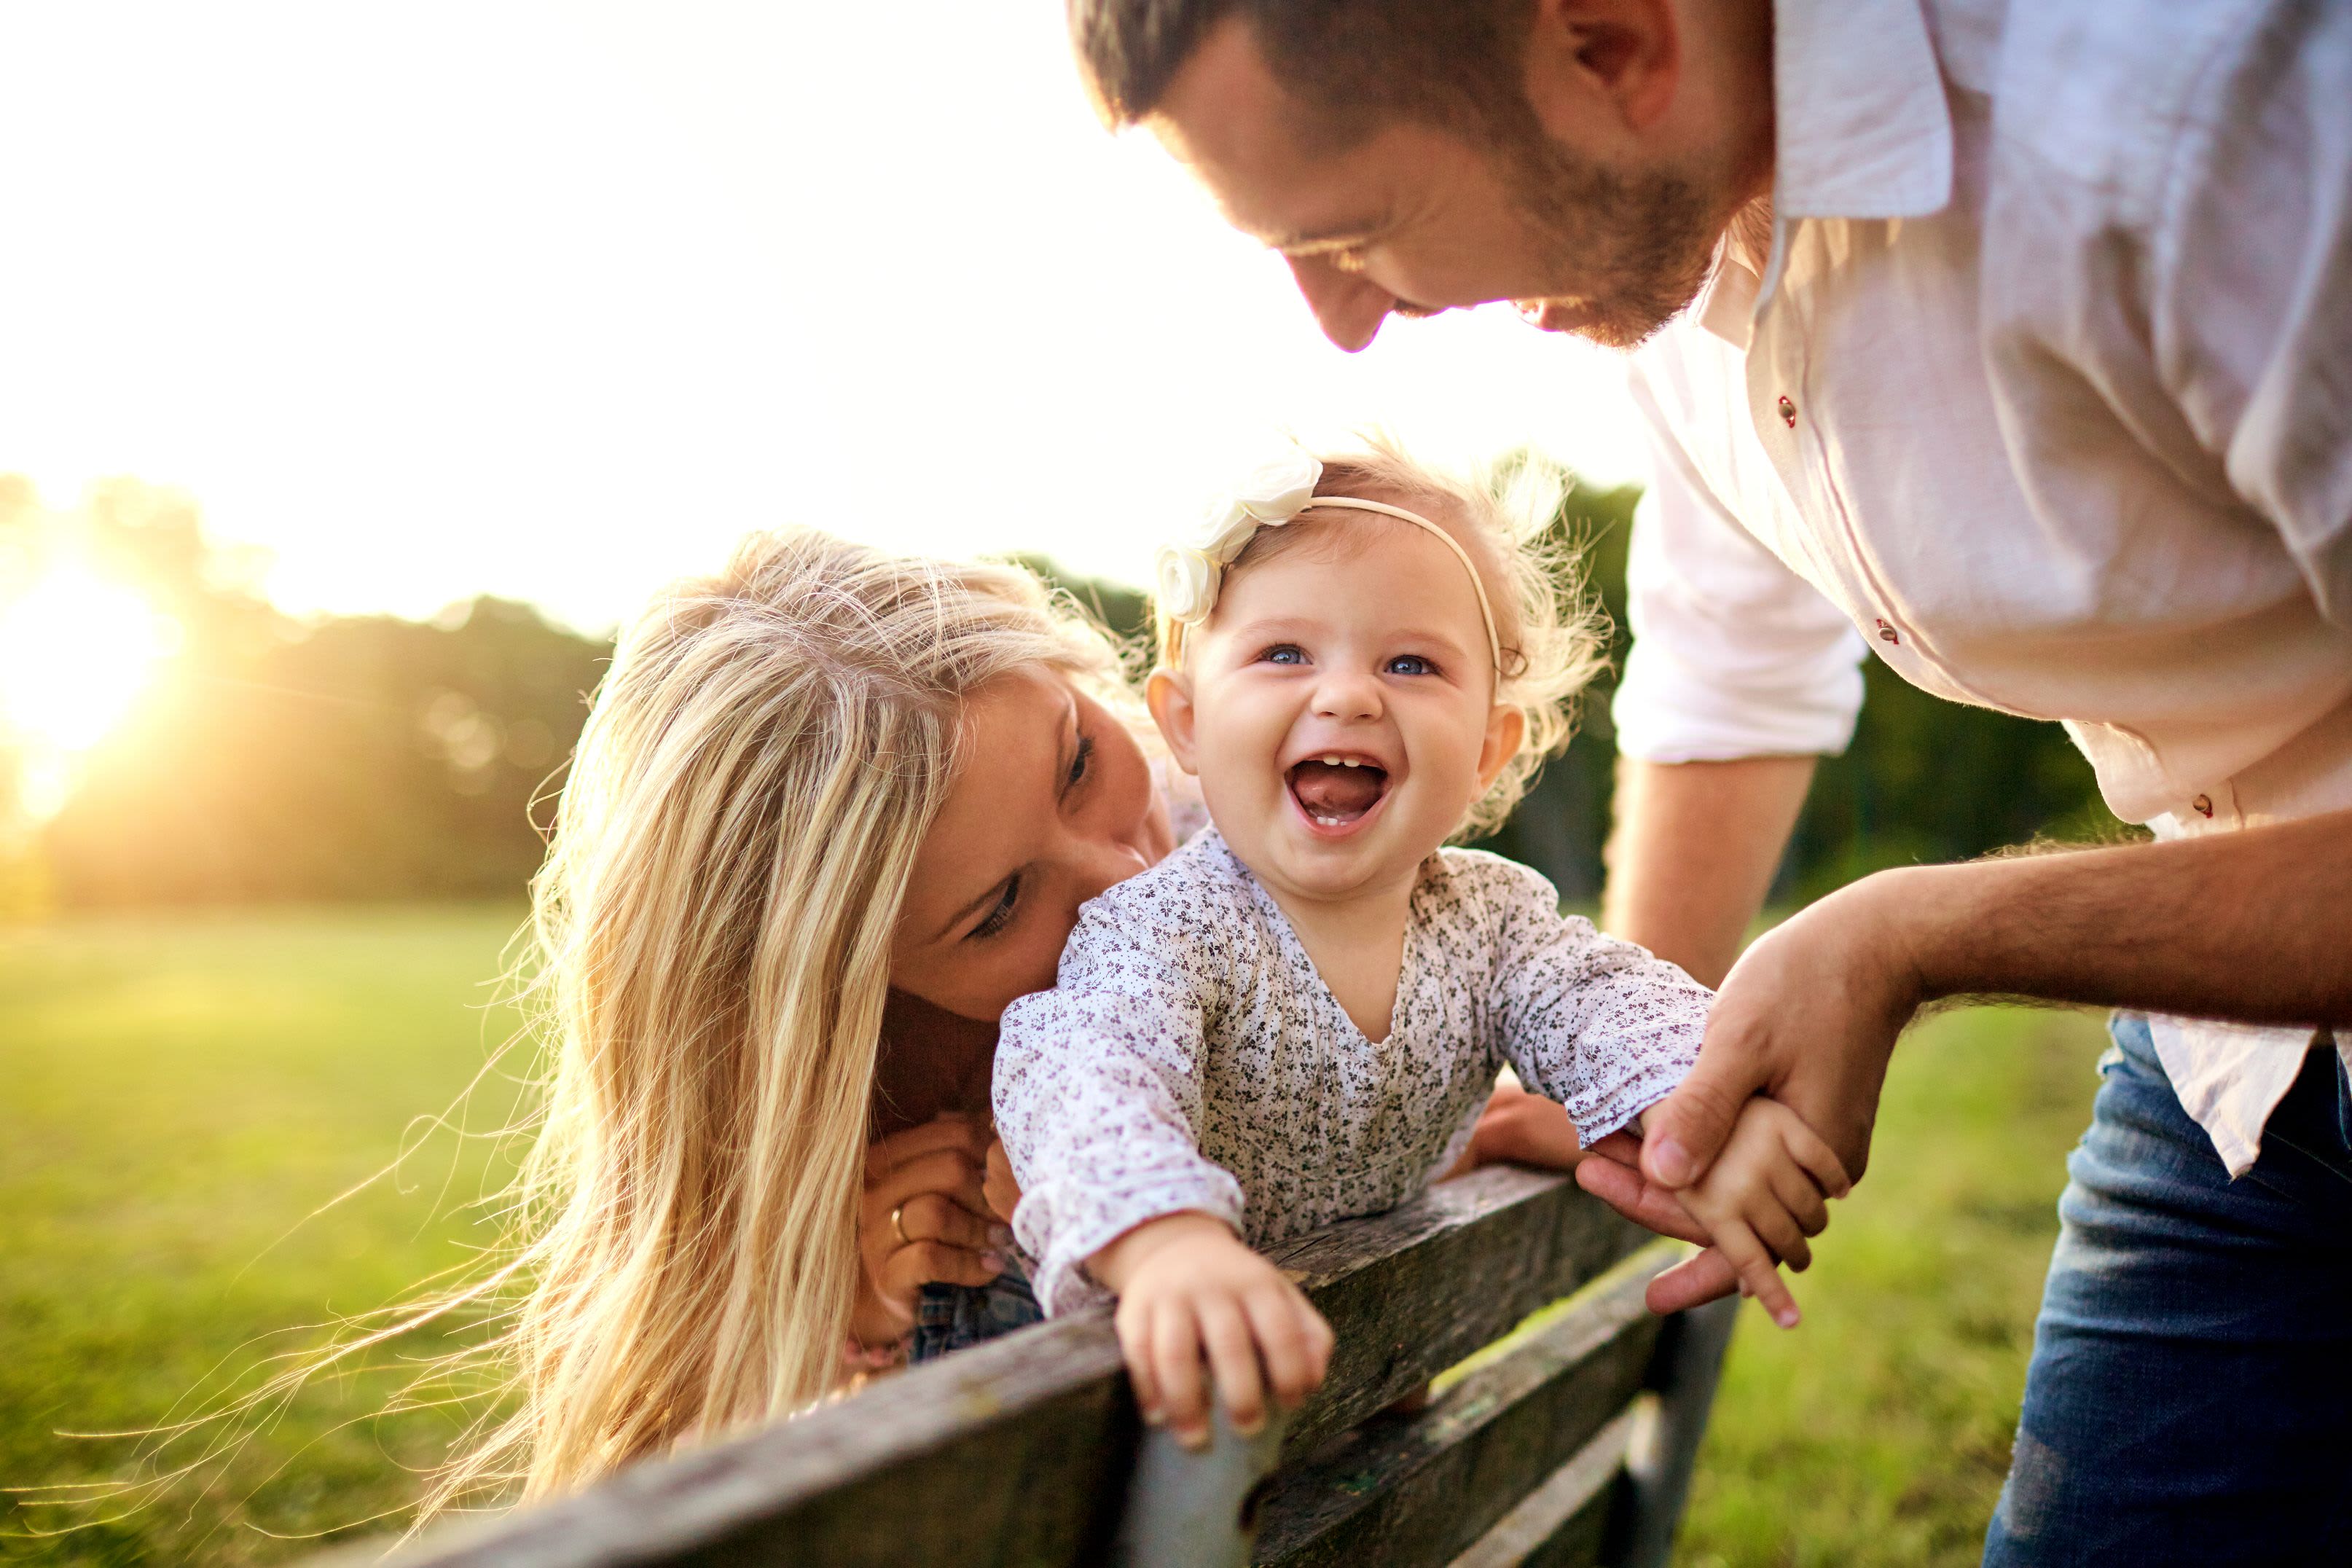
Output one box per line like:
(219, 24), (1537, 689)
(0, 566), (181, 761)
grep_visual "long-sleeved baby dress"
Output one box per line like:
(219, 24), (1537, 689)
(994, 828), (1711, 1315)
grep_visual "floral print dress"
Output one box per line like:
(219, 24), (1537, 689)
(993, 828), (1711, 1317)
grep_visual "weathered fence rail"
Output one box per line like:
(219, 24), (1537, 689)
(337, 1166), (1733, 1567)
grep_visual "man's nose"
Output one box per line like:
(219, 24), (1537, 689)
(1285, 256), (1392, 353)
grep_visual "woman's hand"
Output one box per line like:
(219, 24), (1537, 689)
(852, 1114), (1012, 1349)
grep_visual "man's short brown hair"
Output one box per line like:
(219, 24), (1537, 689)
(1067, 0), (1537, 147)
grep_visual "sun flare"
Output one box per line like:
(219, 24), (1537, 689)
(0, 566), (181, 759)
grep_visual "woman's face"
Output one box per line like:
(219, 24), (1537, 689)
(890, 668), (1171, 1022)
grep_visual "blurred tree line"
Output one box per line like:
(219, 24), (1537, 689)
(10, 475), (2117, 911)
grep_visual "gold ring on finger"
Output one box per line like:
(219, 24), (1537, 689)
(890, 1204), (909, 1246)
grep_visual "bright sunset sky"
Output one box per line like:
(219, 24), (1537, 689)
(1, 1), (1647, 632)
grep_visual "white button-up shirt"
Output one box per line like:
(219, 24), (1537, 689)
(1612, 0), (2352, 1175)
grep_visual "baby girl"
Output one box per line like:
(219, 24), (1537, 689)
(993, 442), (1846, 1450)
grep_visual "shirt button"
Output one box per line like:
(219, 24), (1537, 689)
(1777, 394), (1797, 428)
(1875, 617), (1900, 646)
(2192, 793), (2214, 818)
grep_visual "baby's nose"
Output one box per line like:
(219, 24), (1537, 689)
(1312, 671), (1382, 721)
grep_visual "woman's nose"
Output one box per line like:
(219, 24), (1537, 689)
(1285, 256), (1393, 353)
(1070, 832), (1150, 905)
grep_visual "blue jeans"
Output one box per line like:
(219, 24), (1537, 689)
(907, 1261), (1042, 1364)
(1983, 1014), (2352, 1565)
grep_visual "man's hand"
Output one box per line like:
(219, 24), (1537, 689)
(1639, 872), (1926, 1194)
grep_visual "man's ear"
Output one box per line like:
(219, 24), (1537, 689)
(1475, 705), (1528, 793)
(1524, 0), (1681, 136)
(1145, 668), (1202, 776)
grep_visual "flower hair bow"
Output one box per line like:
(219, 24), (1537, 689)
(1153, 448), (1325, 628)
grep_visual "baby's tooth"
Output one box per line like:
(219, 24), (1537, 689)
(1320, 754), (1341, 766)
(1341, 758), (1360, 767)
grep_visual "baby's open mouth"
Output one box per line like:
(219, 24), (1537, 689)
(1287, 755), (1390, 830)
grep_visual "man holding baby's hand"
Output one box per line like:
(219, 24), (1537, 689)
(1069, 1), (2352, 1561)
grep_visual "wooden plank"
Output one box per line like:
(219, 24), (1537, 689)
(1607, 1295), (1738, 1568)
(1443, 1407), (1639, 1568)
(1252, 1243), (1671, 1567)
(1271, 1166), (1654, 1459)
(372, 1314), (1137, 1567)
(364, 1170), (1654, 1568)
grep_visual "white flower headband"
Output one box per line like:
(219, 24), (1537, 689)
(1154, 450), (1503, 672)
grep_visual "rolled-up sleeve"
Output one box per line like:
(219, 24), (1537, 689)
(1611, 383), (1868, 762)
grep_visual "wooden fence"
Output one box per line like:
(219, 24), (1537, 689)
(340, 1166), (1734, 1567)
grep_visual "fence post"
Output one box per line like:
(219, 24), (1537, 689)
(1110, 1403), (1290, 1568)
(1609, 1295), (1738, 1568)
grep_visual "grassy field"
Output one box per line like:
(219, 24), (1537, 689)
(1, 906), (2109, 1565)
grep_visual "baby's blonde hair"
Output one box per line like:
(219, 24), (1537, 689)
(413, 529), (1125, 1508)
(1154, 436), (1605, 840)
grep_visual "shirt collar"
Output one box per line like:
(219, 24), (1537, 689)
(1701, 0), (1956, 345)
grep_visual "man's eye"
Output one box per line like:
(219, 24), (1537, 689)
(971, 875), (1020, 940)
(1386, 654), (1438, 676)
(1260, 645), (1306, 666)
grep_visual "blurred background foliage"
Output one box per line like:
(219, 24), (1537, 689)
(4, 470), (2121, 915)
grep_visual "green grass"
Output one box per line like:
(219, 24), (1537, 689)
(1, 906), (533, 1565)
(0, 907), (2109, 1565)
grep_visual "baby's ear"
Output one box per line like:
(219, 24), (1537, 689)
(1475, 705), (1526, 792)
(1145, 668), (1202, 776)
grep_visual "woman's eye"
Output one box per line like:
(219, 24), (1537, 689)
(1066, 733), (1094, 791)
(1385, 654), (1438, 676)
(1260, 645), (1306, 666)
(971, 874), (1021, 940)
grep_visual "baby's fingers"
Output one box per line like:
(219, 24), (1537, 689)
(1768, 1161), (1832, 1237)
(1151, 1301), (1211, 1446)
(1117, 1299), (1163, 1425)
(1747, 1202), (1814, 1274)
(1198, 1298), (1269, 1443)
(1780, 1114), (1853, 1199)
(1243, 1285), (1331, 1411)
(1715, 1217), (1801, 1329)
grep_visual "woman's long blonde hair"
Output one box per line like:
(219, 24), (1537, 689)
(441, 528), (1124, 1503)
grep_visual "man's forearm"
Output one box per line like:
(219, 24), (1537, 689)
(1884, 810), (2352, 1024)
(1603, 756), (1818, 987)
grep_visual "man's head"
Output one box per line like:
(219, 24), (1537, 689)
(1070, 0), (1773, 350)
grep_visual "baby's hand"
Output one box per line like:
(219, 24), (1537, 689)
(1090, 1212), (1334, 1451)
(1671, 1097), (1850, 1329)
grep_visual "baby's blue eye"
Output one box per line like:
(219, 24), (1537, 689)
(1261, 645), (1306, 665)
(1385, 654), (1438, 676)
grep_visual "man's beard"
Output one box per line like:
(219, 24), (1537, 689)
(1495, 122), (1724, 351)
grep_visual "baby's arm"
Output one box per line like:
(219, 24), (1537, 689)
(1090, 1212), (1333, 1451)
(1663, 1097), (1850, 1327)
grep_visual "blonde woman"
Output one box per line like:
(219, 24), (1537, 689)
(460, 518), (1596, 1509)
